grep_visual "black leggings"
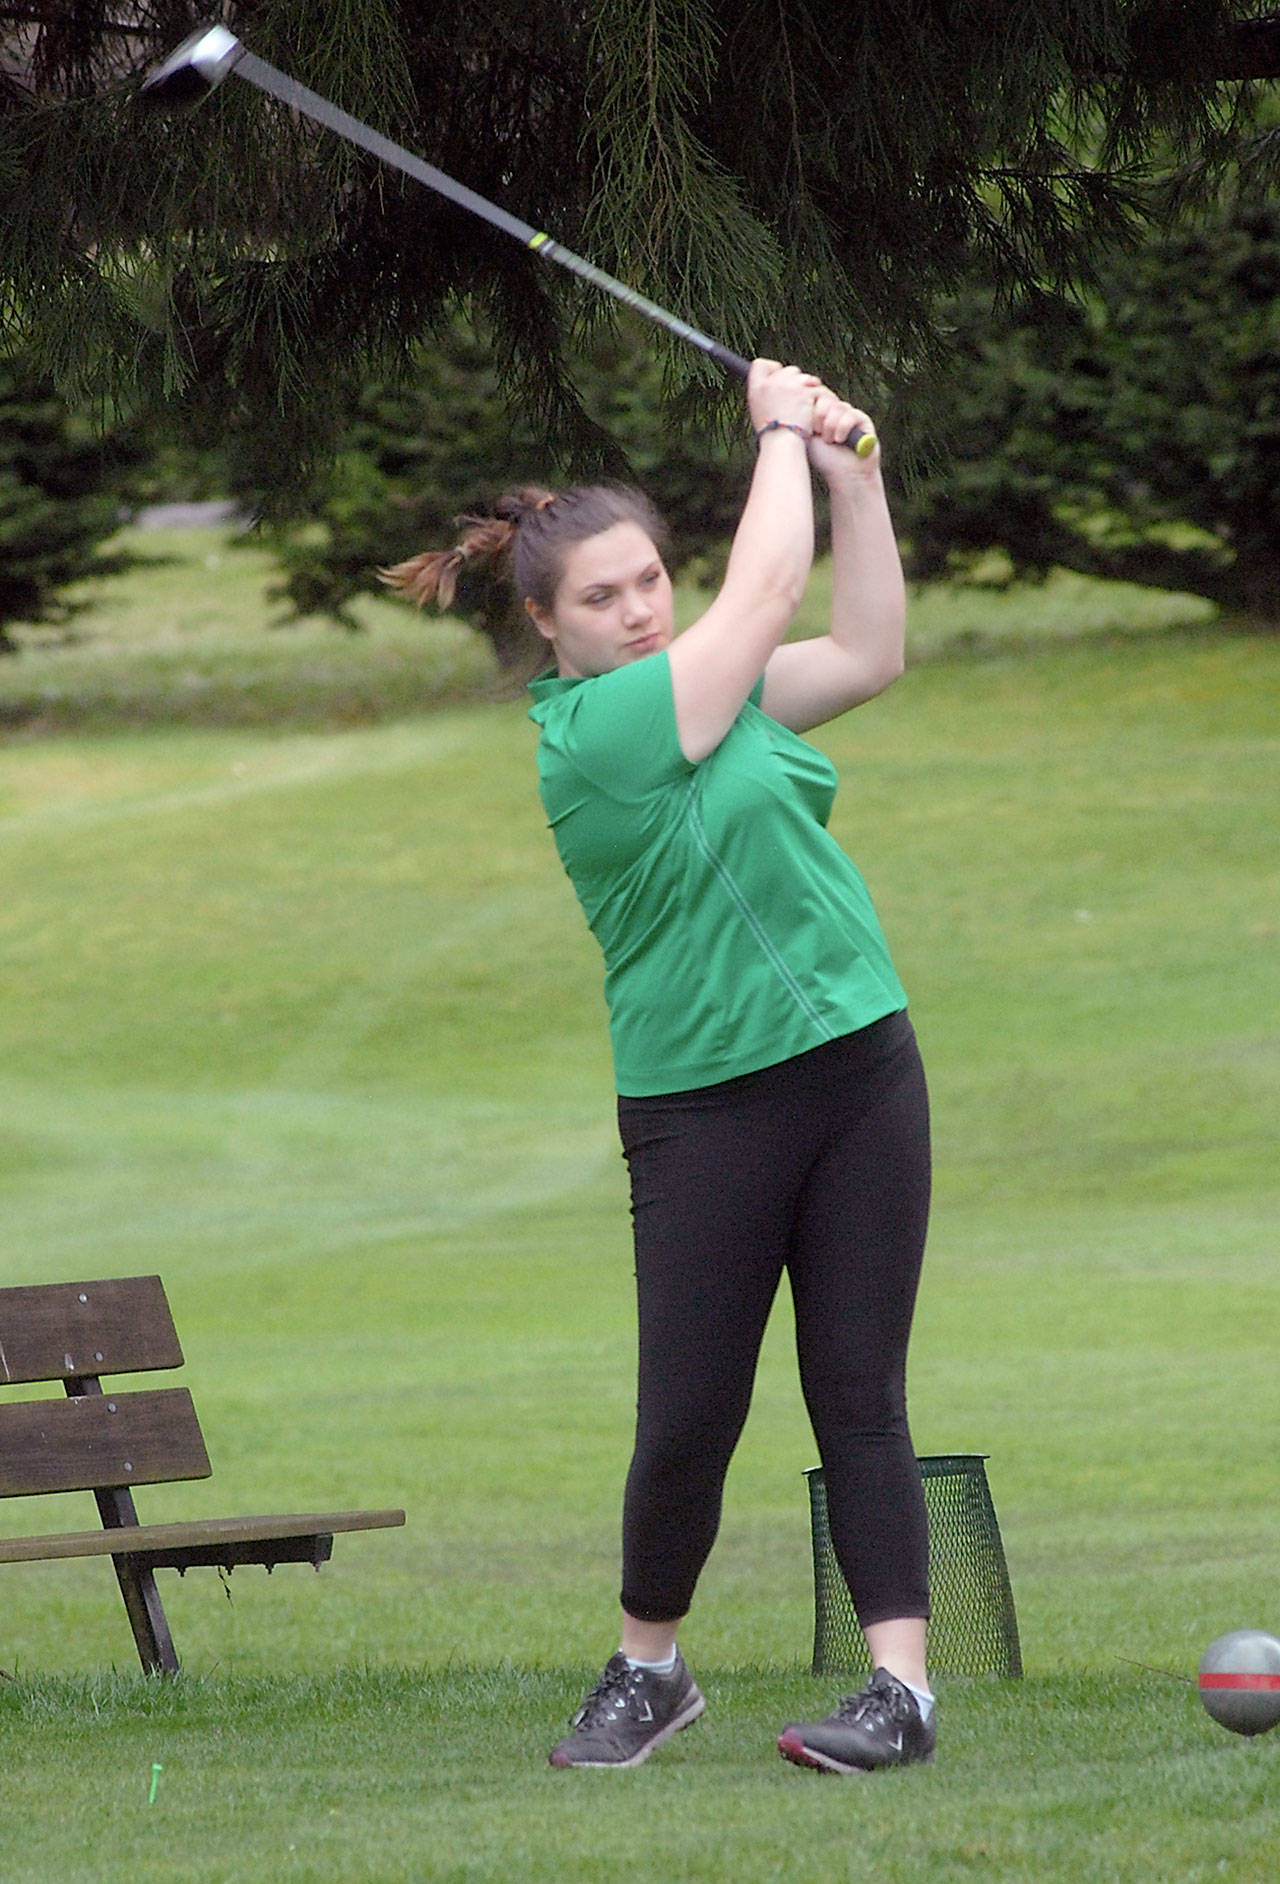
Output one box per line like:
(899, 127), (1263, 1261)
(616, 1008), (931, 1629)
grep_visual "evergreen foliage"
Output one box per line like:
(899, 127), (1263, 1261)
(248, 177), (1280, 659)
(0, 348), (136, 643)
(0, 3), (1274, 485)
(246, 320), (749, 670)
(896, 191), (1280, 619)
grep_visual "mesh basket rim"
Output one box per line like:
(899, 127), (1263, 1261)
(804, 1454), (990, 1484)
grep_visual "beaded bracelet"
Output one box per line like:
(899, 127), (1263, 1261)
(755, 419), (811, 444)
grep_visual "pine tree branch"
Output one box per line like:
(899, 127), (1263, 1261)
(1211, 11), (1280, 76)
(3, 0), (1275, 495)
(0, 10), (145, 28)
(1082, 8), (1280, 80)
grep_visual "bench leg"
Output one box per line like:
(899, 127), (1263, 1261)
(93, 1487), (180, 1676)
(111, 1554), (180, 1676)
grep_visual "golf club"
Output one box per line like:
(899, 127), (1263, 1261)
(139, 23), (876, 456)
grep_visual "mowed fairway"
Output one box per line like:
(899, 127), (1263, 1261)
(0, 617), (1277, 1881)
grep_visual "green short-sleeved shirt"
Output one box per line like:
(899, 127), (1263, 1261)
(527, 651), (907, 1097)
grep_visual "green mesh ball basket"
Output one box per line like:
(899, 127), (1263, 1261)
(806, 1454), (1022, 1678)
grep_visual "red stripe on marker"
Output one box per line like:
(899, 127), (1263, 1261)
(1199, 1673), (1280, 1690)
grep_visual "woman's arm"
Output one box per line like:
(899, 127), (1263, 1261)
(760, 397), (907, 735)
(667, 360), (819, 764)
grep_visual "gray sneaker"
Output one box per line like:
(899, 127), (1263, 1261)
(777, 1666), (936, 1773)
(549, 1651), (706, 1768)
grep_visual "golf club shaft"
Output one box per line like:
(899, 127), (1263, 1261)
(234, 49), (752, 379)
(144, 28), (875, 453)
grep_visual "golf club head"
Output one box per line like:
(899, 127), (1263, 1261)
(138, 22), (243, 107)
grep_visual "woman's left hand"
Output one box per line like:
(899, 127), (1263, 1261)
(807, 389), (879, 479)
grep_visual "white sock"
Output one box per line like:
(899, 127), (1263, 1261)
(902, 1677), (935, 1721)
(622, 1648), (678, 1674)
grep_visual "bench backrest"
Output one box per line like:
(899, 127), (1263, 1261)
(0, 1276), (212, 1500)
(0, 1275), (183, 1384)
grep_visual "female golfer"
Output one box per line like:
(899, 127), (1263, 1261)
(384, 360), (935, 1774)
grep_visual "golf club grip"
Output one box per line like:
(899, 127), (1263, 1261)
(712, 346), (876, 457)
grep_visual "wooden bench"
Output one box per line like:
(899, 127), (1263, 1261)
(0, 1275), (405, 1674)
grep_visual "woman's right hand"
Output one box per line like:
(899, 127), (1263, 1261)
(746, 359), (820, 440)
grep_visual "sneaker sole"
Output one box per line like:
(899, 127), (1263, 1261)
(549, 1690), (707, 1769)
(776, 1728), (934, 1775)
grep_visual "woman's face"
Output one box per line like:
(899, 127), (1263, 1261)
(527, 522), (674, 679)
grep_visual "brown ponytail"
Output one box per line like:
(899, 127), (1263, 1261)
(380, 483), (668, 614)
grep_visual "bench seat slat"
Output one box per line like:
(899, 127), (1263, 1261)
(0, 1390), (211, 1496)
(0, 1276), (182, 1385)
(0, 1510), (405, 1563)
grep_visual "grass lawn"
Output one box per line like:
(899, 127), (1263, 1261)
(0, 530), (1276, 1879)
